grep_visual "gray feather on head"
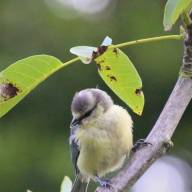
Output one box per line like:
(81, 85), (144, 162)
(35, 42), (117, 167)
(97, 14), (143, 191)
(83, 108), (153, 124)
(71, 88), (113, 115)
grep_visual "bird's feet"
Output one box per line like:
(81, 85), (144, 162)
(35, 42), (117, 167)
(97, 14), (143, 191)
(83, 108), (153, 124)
(95, 176), (111, 188)
(132, 139), (152, 153)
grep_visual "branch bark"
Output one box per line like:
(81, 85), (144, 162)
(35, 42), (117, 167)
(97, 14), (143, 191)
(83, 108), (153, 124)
(96, 26), (192, 192)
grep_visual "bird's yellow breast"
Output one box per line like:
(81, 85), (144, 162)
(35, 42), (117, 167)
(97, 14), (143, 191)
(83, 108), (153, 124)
(76, 105), (133, 178)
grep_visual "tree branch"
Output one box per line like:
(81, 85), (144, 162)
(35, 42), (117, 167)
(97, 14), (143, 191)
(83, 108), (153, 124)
(96, 26), (192, 192)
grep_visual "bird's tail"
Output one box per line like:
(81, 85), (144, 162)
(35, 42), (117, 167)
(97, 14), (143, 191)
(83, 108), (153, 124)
(71, 174), (89, 192)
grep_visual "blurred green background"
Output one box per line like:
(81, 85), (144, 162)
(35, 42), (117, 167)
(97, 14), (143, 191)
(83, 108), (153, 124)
(0, 0), (191, 192)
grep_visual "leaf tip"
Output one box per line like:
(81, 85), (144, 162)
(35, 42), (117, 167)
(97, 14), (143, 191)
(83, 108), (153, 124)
(60, 176), (72, 192)
(137, 110), (143, 116)
(133, 107), (143, 116)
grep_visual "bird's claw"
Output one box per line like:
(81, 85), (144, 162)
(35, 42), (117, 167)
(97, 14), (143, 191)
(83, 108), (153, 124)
(95, 177), (111, 188)
(101, 179), (111, 188)
(132, 139), (152, 153)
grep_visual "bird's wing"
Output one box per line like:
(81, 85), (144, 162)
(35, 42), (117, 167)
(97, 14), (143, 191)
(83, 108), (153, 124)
(70, 125), (90, 192)
(69, 124), (80, 175)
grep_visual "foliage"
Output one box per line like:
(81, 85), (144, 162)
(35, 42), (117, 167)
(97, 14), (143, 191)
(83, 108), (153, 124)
(0, 55), (63, 117)
(163, 0), (192, 30)
(95, 47), (144, 115)
(1, 0), (191, 118)
(0, 0), (192, 191)
(0, 36), (145, 117)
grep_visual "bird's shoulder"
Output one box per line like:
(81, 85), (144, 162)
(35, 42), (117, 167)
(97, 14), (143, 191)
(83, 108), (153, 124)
(104, 105), (132, 123)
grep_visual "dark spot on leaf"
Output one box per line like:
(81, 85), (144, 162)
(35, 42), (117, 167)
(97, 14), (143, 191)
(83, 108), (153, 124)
(98, 46), (108, 55)
(98, 60), (105, 64)
(113, 48), (119, 56)
(107, 75), (117, 82)
(0, 82), (20, 100)
(97, 63), (102, 71)
(92, 46), (108, 59)
(92, 51), (97, 59)
(105, 66), (111, 70)
(135, 88), (142, 96)
(96, 60), (105, 71)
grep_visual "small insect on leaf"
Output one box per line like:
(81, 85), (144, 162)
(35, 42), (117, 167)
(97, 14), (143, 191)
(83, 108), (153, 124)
(70, 36), (112, 64)
(60, 176), (72, 192)
(94, 47), (144, 115)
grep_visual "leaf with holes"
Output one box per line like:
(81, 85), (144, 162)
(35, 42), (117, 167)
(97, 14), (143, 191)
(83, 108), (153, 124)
(60, 176), (72, 192)
(94, 47), (144, 115)
(0, 55), (63, 118)
(163, 0), (192, 31)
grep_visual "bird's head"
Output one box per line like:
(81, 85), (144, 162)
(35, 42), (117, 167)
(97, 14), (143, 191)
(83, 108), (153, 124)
(71, 88), (113, 127)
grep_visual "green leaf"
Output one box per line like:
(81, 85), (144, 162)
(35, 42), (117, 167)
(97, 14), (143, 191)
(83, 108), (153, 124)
(0, 55), (63, 118)
(60, 176), (72, 192)
(163, 0), (192, 31)
(95, 47), (144, 115)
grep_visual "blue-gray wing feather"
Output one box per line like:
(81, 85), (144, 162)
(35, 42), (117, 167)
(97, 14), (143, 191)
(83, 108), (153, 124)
(70, 125), (80, 174)
(70, 124), (89, 192)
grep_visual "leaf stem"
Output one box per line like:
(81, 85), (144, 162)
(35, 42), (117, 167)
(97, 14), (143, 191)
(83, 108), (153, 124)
(57, 35), (184, 71)
(62, 57), (80, 67)
(46, 57), (80, 79)
(111, 34), (184, 49)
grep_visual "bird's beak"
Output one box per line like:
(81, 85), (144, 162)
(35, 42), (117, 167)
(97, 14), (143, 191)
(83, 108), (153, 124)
(70, 117), (80, 127)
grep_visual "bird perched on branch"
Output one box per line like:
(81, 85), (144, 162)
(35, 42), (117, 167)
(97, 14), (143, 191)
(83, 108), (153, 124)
(69, 88), (133, 192)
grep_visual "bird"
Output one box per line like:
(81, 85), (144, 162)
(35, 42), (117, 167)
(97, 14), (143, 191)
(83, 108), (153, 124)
(69, 88), (133, 192)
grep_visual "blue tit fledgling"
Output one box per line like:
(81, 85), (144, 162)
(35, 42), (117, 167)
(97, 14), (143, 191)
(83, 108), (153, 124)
(69, 88), (133, 192)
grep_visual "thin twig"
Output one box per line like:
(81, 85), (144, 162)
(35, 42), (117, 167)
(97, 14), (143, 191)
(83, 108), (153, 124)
(96, 26), (192, 192)
(112, 34), (183, 49)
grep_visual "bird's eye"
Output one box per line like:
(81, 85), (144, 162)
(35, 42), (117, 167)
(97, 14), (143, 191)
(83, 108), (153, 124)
(71, 105), (97, 126)
(79, 105), (97, 122)
(83, 109), (94, 119)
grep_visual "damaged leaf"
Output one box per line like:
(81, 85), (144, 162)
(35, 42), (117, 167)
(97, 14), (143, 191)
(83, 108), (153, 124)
(0, 82), (19, 100)
(94, 47), (144, 115)
(0, 55), (63, 118)
(70, 36), (144, 115)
